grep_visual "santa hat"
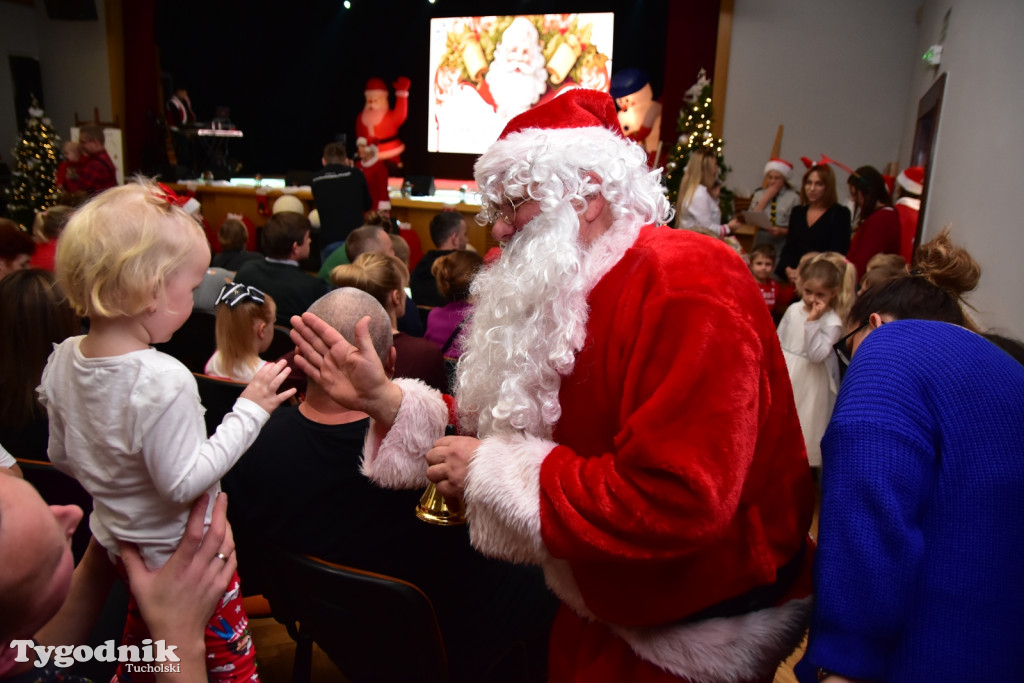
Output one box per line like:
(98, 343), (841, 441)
(896, 166), (924, 195)
(365, 78), (388, 95)
(882, 174), (896, 197)
(272, 195), (305, 215)
(498, 89), (623, 142)
(763, 158), (793, 179)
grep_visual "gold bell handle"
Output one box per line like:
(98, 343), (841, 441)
(415, 481), (467, 526)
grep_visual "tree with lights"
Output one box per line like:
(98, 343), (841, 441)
(5, 97), (61, 228)
(662, 69), (729, 208)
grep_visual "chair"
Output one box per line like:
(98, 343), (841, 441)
(154, 310), (217, 373)
(263, 324), (295, 361)
(192, 373), (246, 437)
(262, 548), (449, 683)
(16, 457), (94, 562)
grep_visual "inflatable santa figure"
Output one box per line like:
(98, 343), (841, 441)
(356, 77), (410, 168)
(610, 68), (662, 166)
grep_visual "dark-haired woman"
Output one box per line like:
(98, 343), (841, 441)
(844, 166), (901, 280)
(776, 164), (851, 283)
(799, 230), (1024, 682)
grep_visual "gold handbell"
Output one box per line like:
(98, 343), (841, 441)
(416, 482), (467, 526)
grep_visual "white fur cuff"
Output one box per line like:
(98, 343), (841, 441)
(361, 378), (447, 489)
(464, 432), (553, 565)
(613, 596), (813, 683)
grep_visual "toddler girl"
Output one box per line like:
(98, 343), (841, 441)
(39, 181), (295, 682)
(776, 253), (855, 468)
(206, 283), (276, 382)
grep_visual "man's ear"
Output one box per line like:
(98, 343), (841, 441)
(581, 172), (606, 221)
(868, 312), (885, 330)
(384, 346), (397, 379)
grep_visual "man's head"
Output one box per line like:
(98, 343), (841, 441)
(0, 474), (82, 645)
(345, 225), (395, 262)
(458, 89), (670, 438)
(485, 17), (547, 117)
(322, 142), (347, 166)
(78, 125), (105, 155)
(305, 288), (395, 402)
(429, 212), (468, 250)
(261, 212), (311, 260)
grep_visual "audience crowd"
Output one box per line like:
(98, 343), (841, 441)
(2, 88), (1022, 683)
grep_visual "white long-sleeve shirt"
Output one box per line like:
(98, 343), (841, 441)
(39, 336), (269, 568)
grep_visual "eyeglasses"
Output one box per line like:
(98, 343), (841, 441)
(832, 321), (868, 373)
(495, 194), (529, 226)
(217, 283), (266, 308)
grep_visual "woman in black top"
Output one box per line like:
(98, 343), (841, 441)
(776, 164), (851, 282)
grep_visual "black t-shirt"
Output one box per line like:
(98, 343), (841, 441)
(223, 407), (557, 682)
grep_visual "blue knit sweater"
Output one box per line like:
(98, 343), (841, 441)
(800, 320), (1024, 681)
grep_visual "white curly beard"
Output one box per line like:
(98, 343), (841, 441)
(456, 201), (642, 440)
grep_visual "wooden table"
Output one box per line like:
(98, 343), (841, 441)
(168, 182), (492, 255)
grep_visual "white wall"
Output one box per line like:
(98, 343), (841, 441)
(722, 0), (920, 197)
(0, 4), (41, 158)
(0, 2), (111, 160)
(898, 1), (1024, 336)
(724, 0), (1023, 336)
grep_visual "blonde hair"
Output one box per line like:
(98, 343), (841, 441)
(675, 150), (719, 215)
(801, 251), (857, 320)
(330, 252), (408, 310)
(215, 292), (276, 378)
(56, 180), (208, 318)
(865, 252), (906, 273)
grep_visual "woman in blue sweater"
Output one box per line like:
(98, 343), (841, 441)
(800, 231), (1024, 681)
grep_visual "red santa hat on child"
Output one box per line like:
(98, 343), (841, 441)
(764, 158), (793, 178)
(896, 166), (924, 195)
(364, 78), (388, 95)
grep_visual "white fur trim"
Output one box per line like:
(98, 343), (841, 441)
(582, 215), (643, 292)
(542, 558), (810, 683)
(464, 432), (554, 564)
(360, 378), (446, 489)
(615, 597), (813, 683)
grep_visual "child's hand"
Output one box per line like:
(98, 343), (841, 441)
(239, 359), (296, 414)
(807, 299), (827, 322)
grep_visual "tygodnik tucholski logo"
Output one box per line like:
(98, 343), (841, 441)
(9, 639), (180, 672)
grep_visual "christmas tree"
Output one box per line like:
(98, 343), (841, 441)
(662, 70), (729, 207)
(5, 97), (61, 228)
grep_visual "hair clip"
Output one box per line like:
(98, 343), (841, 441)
(153, 182), (180, 205)
(216, 283), (266, 308)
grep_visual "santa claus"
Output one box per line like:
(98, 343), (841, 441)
(356, 77), (410, 166)
(485, 17), (549, 118)
(292, 89), (815, 683)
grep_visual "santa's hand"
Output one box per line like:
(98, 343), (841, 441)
(393, 76), (411, 94)
(426, 436), (480, 504)
(290, 313), (399, 421)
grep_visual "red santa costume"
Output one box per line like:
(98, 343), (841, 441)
(356, 77), (409, 163)
(358, 91), (814, 682)
(894, 166), (923, 262)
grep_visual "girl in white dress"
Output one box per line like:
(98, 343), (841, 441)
(777, 254), (856, 467)
(205, 283), (276, 382)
